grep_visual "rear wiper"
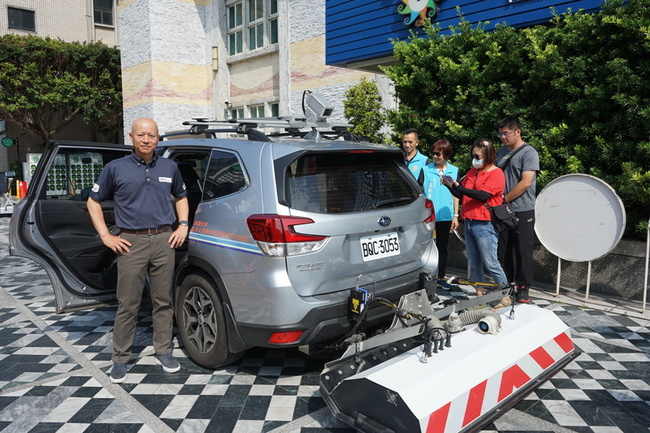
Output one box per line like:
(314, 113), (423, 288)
(374, 197), (413, 208)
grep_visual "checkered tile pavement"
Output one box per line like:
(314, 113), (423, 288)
(1, 216), (649, 432)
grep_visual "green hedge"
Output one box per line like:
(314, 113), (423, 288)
(0, 35), (122, 145)
(343, 77), (388, 143)
(383, 0), (650, 237)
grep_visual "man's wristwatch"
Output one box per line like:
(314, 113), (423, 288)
(179, 220), (189, 226)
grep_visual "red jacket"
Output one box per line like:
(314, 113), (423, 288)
(460, 167), (505, 221)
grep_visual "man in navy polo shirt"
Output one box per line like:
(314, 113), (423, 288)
(87, 117), (189, 384)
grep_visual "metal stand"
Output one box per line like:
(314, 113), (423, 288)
(537, 175), (625, 305)
(556, 257), (561, 296)
(554, 257), (592, 302)
(585, 260), (592, 301)
(641, 219), (650, 313)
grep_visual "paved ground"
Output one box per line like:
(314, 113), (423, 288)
(1, 216), (649, 433)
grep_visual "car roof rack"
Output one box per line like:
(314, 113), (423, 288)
(161, 116), (362, 143)
(160, 90), (370, 143)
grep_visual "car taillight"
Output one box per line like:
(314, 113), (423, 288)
(268, 330), (304, 344)
(246, 214), (329, 256)
(424, 199), (436, 231)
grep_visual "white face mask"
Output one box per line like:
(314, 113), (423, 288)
(472, 158), (485, 169)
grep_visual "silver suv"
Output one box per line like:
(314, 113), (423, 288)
(9, 114), (438, 368)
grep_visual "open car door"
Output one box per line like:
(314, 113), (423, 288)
(9, 141), (134, 313)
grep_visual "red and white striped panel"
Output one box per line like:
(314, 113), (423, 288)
(425, 331), (574, 433)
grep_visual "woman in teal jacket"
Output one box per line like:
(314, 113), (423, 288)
(423, 139), (459, 288)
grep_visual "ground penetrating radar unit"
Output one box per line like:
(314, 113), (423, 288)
(320, 287), (577, 433)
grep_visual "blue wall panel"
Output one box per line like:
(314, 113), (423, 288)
(326, 0), (604, 67)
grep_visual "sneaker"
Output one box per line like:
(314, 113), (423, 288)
(155, 352), (181, 373)
(110, 363), (128, 384)
(437, 279), (453, 290)
(516, 285), (531, 303)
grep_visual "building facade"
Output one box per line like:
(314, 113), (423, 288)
(120, 0), (605, 140)
(0, 0), (119, 172)
(118, 0), (386, 139)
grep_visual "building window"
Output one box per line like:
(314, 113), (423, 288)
(94, 0), (114, 26)
(228, 0), (278, 56)
(8, 7), (35, 32)
(270, 102), (279, 117)
(269, 0), (278, 44)
(269, 18), (278, 45)
(230, 108), (244, 120)
(247, 0), (264, 51)
(228, 3), (243, 55)
(249, 104), (265, 118)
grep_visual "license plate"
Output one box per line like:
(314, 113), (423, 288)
(360, 232), (400, 262)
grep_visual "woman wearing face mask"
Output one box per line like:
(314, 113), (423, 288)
(441, 138), (510, 309)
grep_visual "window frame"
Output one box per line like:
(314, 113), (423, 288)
(7, 7), (36, 32)
(247, 0), (264, 51)
(231, 103), (278, 120)
(269, 0), (278, 45)
(249, 104), (265, 118)
(202, 149), (248, 201)
(93, 0), (114, 27)
(229, 108), (245, 120)
(270, 102), (279, 117)
(227, 2), (244, 55)
(227, 0), (278, 56)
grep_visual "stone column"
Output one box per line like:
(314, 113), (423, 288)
(118, 0), (214, 139)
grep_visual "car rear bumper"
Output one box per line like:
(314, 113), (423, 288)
(232, 269), (433, 349)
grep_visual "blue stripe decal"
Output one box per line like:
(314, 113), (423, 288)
(189, 233), (263, 255)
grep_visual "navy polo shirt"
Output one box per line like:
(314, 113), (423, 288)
(90, 153), (187, 230)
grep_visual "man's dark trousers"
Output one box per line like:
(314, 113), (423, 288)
(497, 209), (535, 286)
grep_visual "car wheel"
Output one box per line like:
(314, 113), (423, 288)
(176, 273), (242, 368)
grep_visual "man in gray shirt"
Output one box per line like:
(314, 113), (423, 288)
(496, 116), (539, 303)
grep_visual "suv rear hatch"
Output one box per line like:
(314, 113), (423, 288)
(260, 147), (436, 297)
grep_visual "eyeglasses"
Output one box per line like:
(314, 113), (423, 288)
(496, 130), (516, 138)
(471, 154), (483, 159)
(432, 152), (442, 157)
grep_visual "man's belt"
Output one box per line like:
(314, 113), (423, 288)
(120, 226), (172, 235)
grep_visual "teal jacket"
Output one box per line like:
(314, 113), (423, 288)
(422, 162), (459, 222)
(406, 150), (429, 185)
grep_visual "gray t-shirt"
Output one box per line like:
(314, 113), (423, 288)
(496, 143), (539, 212)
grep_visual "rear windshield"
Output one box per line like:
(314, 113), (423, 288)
(286, 152), (419, 213)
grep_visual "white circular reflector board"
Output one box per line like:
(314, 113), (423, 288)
(535, 174), (625, 262)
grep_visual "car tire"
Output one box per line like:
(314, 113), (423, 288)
(176, 273), (242, 368)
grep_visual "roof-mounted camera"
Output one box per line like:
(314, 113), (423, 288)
(303, 91), (334, 122)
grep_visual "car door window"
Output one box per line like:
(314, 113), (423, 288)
(31, 147), (131, 291)
(202, 150), (247, 201)
(166, 151), (211, 226)
(33, 150), (126, 200)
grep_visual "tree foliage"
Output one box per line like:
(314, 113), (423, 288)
(343, 77), (387, 143)
(382, 0), (650, 236)
(0, 34), (122, 145)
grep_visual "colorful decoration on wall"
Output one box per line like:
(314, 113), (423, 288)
(398, 0), (443, 26)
